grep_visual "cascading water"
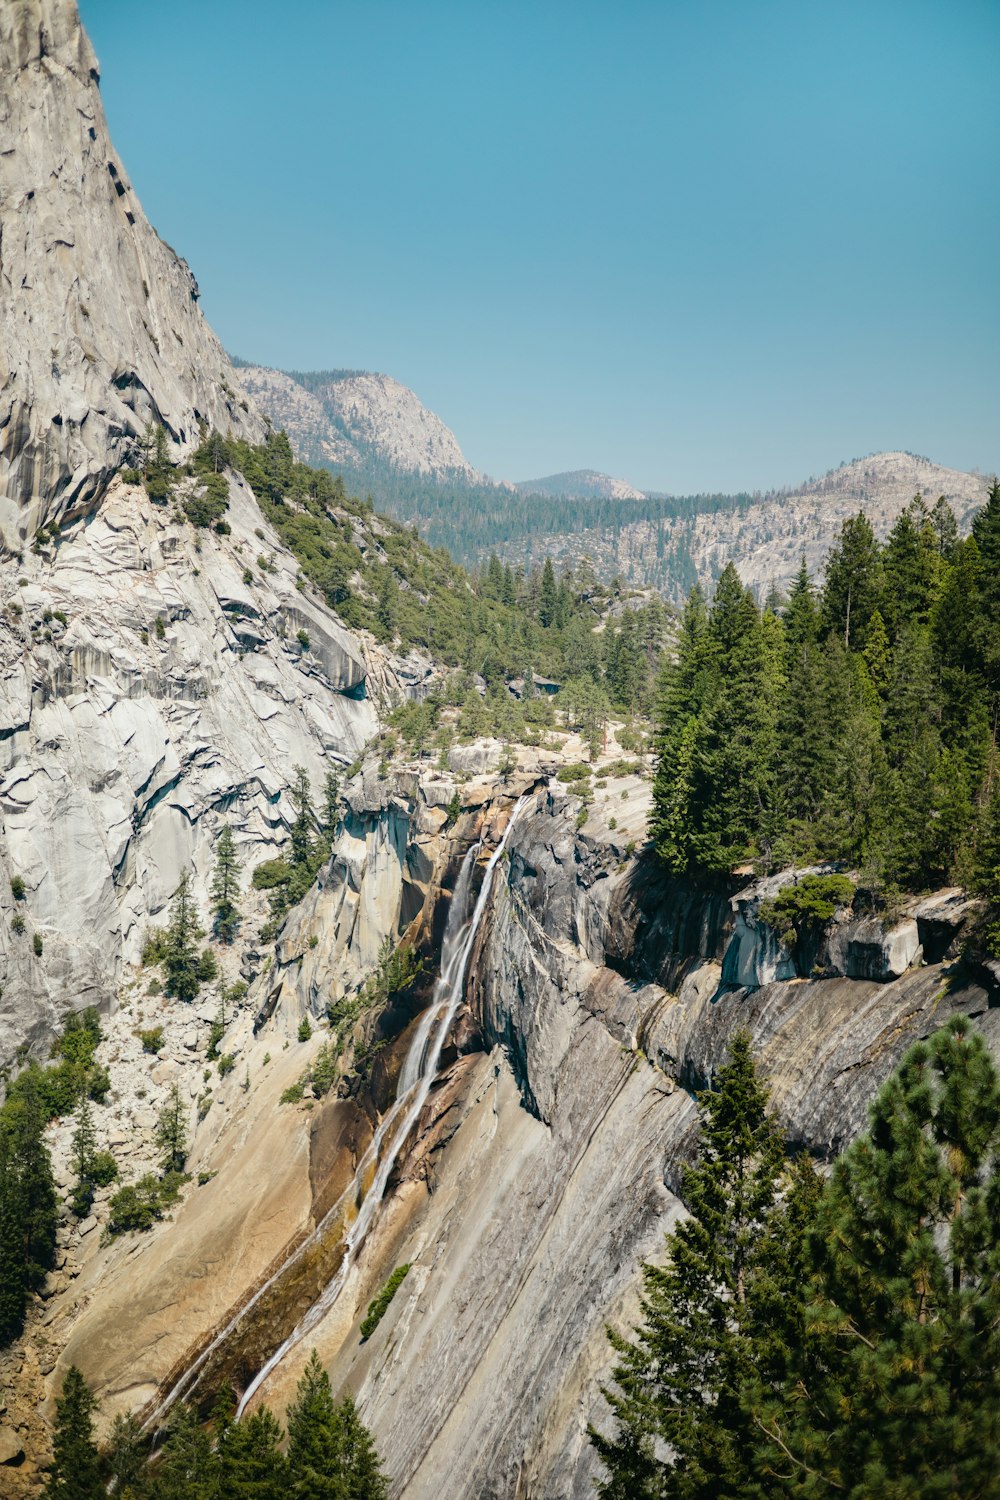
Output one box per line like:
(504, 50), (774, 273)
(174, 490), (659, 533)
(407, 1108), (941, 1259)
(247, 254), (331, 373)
(234, 794), (528, 1417)
(147, 797), (528, 1431)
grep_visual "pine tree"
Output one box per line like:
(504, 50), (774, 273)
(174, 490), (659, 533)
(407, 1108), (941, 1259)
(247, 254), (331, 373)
(70, 1095), (98, 1218)
(322, 770), (340, 835)
(0, 1062), (58, 1344)
(880, 495), (939, 639)
(821, 511), (882, 649)
(329, 1395), (390, 1500)
(106, 1411), (148, 1496)
(289, 766), (315, 868)
(758, 1017), (1000, 1497)
(972, 478), (1000, 696)
(155, 1401), (217, 1500)
(590, 1032), (786, 1498)
(539, 557), (558, 628)
(43, 1366), (103, 1499)
(287, 1349), (343, 1499)
(155, 1083), (188, 1174)
(930, 494), (958, 558)
(216, 1407), (289, 1499)
(211, 824), (242, 943)
(164, 870), (204, 1003)
(285, 1351), (390, 1498)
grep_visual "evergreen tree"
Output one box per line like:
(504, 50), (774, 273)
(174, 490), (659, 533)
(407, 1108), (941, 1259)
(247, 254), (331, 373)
(781, 559), (819, 664)
(283, 1350), (392, 1499)
(69, 1095), (98, 1218)
(43, 1366), (103, 1499)
(590, 1032), (786, 1498)
(290, 767), (315, 868)
(164, 871), (204, 1004)
(539, 557), (558, 627)
(211, 824), (242, 943)
(880, 495), (939, 639)
(216, 1407), (289, 1499)
(375, 569), (398, 635)
(322, 770), (340, 835)
(155, 1083), (188, 1174)
(0, 1062), (57, 1343)
(972, 479), (1000, 695)
(930, 494), (958, 558)
(821, 511), (882, 649)
(107, 1411), (148, 1496)
(757, 1017), (1000, 1497)
(155, 1401), (217, 1500)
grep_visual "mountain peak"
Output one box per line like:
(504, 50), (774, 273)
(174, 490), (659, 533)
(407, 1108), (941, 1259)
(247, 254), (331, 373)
(238, 363), (491, 484)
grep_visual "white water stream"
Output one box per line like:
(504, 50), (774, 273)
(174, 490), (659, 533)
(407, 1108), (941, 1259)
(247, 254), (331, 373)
(148, 797), (527, 1430)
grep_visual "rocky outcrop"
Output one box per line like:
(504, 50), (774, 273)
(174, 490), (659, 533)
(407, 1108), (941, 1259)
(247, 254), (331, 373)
(0, 471), (380, 1068)
(0, 0), (265, 546)
(237, 366), (491, 486)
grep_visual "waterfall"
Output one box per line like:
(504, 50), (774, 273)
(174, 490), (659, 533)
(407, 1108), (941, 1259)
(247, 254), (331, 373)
(234, 793), (527, 1417)
(147, 796), (527, 1430)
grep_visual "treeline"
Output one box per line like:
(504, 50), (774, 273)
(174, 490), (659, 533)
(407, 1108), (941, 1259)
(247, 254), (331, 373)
(591, 1018), (1000, 1498)
(42, 1350), (386, 1499)
(313, 453), (756, 570)
(652, 484), (1000, 907)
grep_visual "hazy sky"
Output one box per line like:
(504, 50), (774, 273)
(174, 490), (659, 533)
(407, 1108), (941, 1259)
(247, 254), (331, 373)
(81, 0), (998, 493)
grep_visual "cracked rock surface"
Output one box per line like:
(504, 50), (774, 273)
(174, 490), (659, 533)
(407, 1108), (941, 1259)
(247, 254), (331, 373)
(0, 0), (265, 545)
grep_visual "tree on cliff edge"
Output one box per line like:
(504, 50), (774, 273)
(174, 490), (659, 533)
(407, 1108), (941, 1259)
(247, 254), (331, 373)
(589, 1032), (792, 1498)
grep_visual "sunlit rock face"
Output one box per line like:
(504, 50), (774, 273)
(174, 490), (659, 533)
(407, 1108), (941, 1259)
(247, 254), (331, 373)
(0, 0), (265, 546)
(0, 470), (383, 1068)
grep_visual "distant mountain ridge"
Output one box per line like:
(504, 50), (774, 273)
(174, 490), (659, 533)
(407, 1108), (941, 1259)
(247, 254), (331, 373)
(239, 360), (993, 599)
(515, 469), (645, 500)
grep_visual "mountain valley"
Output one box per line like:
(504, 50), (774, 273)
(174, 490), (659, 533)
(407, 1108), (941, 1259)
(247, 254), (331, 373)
(1, 3), (998, 1498)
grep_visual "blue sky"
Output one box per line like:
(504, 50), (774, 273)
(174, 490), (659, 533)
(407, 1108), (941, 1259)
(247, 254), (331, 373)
(81, 0), (998, 492)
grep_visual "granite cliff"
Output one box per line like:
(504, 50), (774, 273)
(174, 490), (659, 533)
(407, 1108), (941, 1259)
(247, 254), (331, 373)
(19, 764), (995, 1498)
(0, 0), (265, 547)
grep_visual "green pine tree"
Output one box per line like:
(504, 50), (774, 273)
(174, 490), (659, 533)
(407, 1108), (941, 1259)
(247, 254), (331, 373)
(216, 1407), (289, 1499)
(69, 1095), (97, 1218)
(106, 1411), (148, 1496)
(821, 511), (882, 649)
(590, 1032), (786, 1498)
(211, 824), (242, 943)
(43, 1366), (103, 1499)
(155, 1083), (189, 1174)
(758, 1017), (1000, 1497)
(164, 870), (205, 1004)
(155, 1401), (217, 1500)
(285, 1349), (390, 1498)
(0, 1062), (58, 1343)
(539, 557), (558, 628)
(322, 770), (340, 835)
(289, 767), (315, 868)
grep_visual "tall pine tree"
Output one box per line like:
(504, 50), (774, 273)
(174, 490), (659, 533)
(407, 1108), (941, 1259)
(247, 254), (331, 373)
(590, 1032), (786, 1498)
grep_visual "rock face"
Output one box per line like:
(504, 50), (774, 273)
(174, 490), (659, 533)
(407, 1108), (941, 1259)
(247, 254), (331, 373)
(32, 773), (1000, 1498)
(0, 470), (383, 1068)
(237, 366), (490, 485)
(0, 0), (265, 546)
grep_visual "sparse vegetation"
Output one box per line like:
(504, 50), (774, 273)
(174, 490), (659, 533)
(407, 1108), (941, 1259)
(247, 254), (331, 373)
(360, 1264), (411, 1340)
